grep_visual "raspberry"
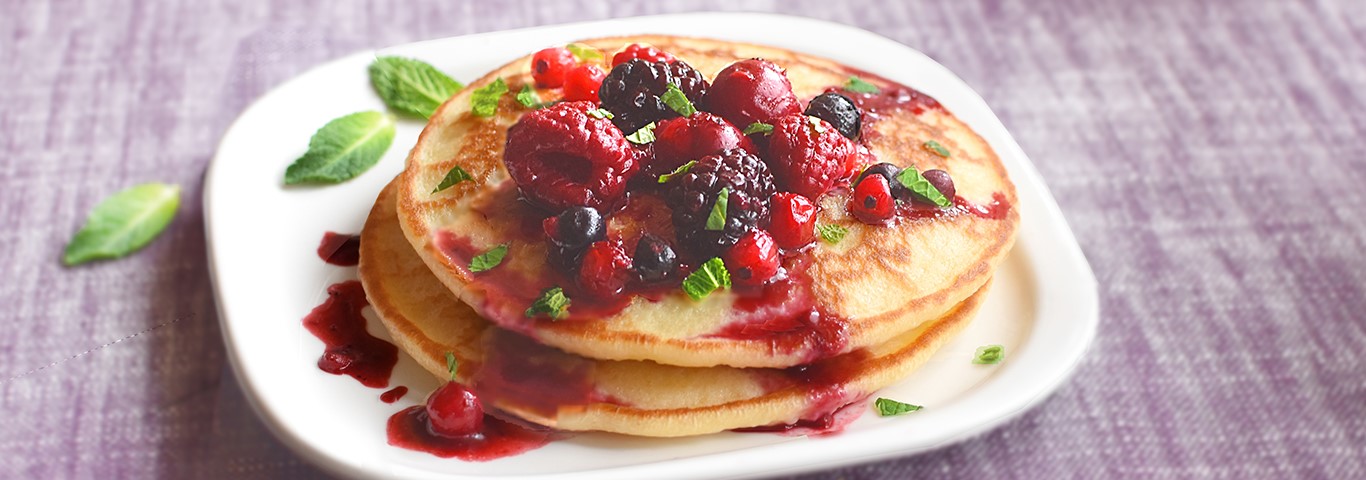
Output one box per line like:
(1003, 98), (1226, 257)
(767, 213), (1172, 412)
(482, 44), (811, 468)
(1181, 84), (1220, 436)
(668, 149), (776, 255)
(766, 114), (856, 198)
(577, 241), (632, 298)
(702, 59), (802, 128)
(804, 92), (861, 139)
(598, 59), (709, 134)
(504, 101), (639, 211)
(768, 192), (817, 249)
(724, 230), (781, 287)
(920, 169), (956, 203)
(562, 65), (606, 102)
(850, 174), (896, 224)
(632, 234), (677, 282)
(612, 43), (677, 66)
(650, 112), (756, 177)
(425, 381), (483, 437)
(531, 47), (577, 88)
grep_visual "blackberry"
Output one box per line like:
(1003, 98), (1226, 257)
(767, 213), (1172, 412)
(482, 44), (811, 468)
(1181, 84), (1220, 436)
(632, 234), (677, 282)
(598, 59), (709, 134)
(804, 92), (861, 139)
(668, 149), (776, 256)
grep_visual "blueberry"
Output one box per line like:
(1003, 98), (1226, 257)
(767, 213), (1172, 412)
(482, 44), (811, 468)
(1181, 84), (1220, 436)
(855, 162), (911, 201)
(554, 206), (605, 250)
(804, 92), (861, 139)
(632, 234), (676, 282)
(921, 169), (955, 202)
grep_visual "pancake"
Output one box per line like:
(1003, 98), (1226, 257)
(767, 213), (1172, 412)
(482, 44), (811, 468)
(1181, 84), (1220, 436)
(396, 35), (1018, 368)
(360, 179), (991, 437)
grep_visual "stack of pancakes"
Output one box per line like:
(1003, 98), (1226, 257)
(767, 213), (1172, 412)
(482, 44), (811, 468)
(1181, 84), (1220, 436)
(358, 36), (1018, 437)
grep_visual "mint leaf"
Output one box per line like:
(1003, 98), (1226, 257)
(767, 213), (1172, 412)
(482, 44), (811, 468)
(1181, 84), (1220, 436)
(742, 122), (774, 136)
(445, 352), (459, 381)
(284, 111), (395, 184)
(874, 398), (922, 416)
(368, 56), (463, 119)
(705, 188), (729, 231)
(844, 76), (880, 94)
(469, 244), (508, 273)
(895, 167), (951, 207)
(973, 345), (1005, 364)
(432, 165), (474, 193)
(587, 108), (614, 120)
(657, 160), (696, 184)
(626, 122), (657, 144)
(661, 83), (697, 117)
(526, 286), (570, 319)
(471, 77), (508, 118)
(923, 140), (951, 158)
(63, 183), (180, 265)
(515, 84), (542, 108)
(682, 257), (731, 300)
(566, 43), (603, 62)
(817, 224), (848, 244)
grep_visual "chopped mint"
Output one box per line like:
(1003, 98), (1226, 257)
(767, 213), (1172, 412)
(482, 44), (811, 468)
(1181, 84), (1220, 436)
(626, 122), (657, 144)
(895, 167), (951, 207)
(705, 188), (729, 231)
(973, 345), (1005, 364)
(658, 160), (696, 184)
(587, 108), (614, 120)
(445, 352), (459, 381)
(661, 83), (697, 117)
(515, 84), (541, 108)
(817, 224), (848, 244)
(742, 122), (774, 136)
(525, 286), (570, 319)
(566, 43), (603, 62)
(682, 257), (731, 300)
(470, 77), (508, 118)
(432, 165), (474, 193)
(844, 76), (880, 94)
(923, 140), (951, 158)
(874, 398), (922, 416)
(468, 244), (508, 273)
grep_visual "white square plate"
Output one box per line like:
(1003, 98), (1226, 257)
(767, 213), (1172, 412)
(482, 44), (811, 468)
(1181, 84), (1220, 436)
(205, 12), (1097, 480)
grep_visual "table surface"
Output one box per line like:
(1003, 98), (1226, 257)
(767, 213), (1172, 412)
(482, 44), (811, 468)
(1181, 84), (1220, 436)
(3, 0), (1364, 478)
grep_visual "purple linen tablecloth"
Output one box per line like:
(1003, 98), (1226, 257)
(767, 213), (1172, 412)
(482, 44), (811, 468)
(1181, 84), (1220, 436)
(3, 0), (1364, 478)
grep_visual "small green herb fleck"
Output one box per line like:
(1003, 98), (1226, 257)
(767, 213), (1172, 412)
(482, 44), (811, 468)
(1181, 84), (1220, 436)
(626, 122), (657, 144)
(432, 165), (474, 193)
(973, 345), (1005, 364)
(368, 56), (463, 119)
(923, 140), (951, 158)
(895, 167), (952, 207)
(62, 183), (181, 266)
(742, 122), (774, 136)
(284, 111), (396, 185)
(682, 257), (731, 300)
(469, 244), (509, 273)
(566, 43), (603, 62)
(844, 76), (880, 94)
(471, 77), (509, 118)
(445, 352), (459, 381)
(875, 398), (923, 416)
(515, 84), (541, 108)
(587, 108), (614, 120)
(658, 160), (696, 184)
(705, 188), (729, 231)
(525, 286), (571, 319)
(817, 224), (848, 244)
(807, 116), (828, 135)
(661, 83), (697, 117)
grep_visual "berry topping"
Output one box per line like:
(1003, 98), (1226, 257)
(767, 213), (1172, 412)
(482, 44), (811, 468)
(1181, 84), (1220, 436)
(850, 174), (896, 224)
(425, 382), (484, 437)
(723, 229), (781, 287)
(668, 149), (777, 255)
(768, 192), (818, 249)
(612, 43), (678, 66)
(804, 92), (861, 139)
(577, 241), (633, 298)
(598, 59), (710, 134)
(548, 206), (606, 250)
(504, 101), (639, 211)
(531, 47), (577, 88)
(766, 114), (857, 199)
(920, 169), (956, 203)
(651, 112), (757, 177)
(703, 59), (803, 128)
(562, 65), (607, 103)
(856, 162), (913, 202)
(632, 234), (677, 282)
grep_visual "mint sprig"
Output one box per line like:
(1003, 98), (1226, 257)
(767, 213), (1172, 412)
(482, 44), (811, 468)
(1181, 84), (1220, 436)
(626, 122), (657, 144)
(705, 188), (729, 231)
(817, 224), (848, 244)
(742, 122), (774, 136)
(874, 398), (922, 416)
(526, 286), (570, 319)
(471, 77), (508, 118)
(973, 345), (1005, 364)
(368, 56), (463, 119)
(682, 257), (731, 300)
(432, 165), (474, 193)
(284, 111), (395, 184)
(661, 83), (697, 117)
(843, 76), (880, 94)
(895, 167), (951, 207)
(62, 183), (180, 266)
(658, 160), (696, 184)
(923, 140), (951, 158)
(469, 244), (508, 273)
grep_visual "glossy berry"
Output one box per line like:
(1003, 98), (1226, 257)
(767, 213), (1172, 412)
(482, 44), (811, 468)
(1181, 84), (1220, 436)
(612, 43), (677, 66)
(548, 206), (606, 249)
(598, 59), (710, 133)
(768, 192), (818, 249)
(632, 234), (677, 282)
(651, 112), (756, 177)
(856, 162), (912, 202)
(850, 174), (896, 224)
(920, 169), (956, 203)
(703, 59), (802, 128)
(531, 47), (577, 88)
(577, 241), (633, 297)
(504, 101), (639, 211)
(562, 64), (607, 102)
(724, 230), (781, 287)
(804, 92), (862, 139)
(766, 114), (857, 199)
(668, 149), (777, 255)
(425, 382), (484, 437)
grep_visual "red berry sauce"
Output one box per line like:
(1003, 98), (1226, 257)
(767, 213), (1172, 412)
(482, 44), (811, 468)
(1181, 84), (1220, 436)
(386, 407), (553, 461)
(316, 232), (361, 266)
(902, 192), (1012, 221)
(301, 281), (398, 388)
(381, 386), (409, 404)
(472, 329), (620, 419)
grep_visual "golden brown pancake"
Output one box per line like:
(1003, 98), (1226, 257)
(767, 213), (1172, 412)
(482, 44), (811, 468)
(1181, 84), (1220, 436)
(396, 36), (1018, 369)
(361, 179), (991, 436)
